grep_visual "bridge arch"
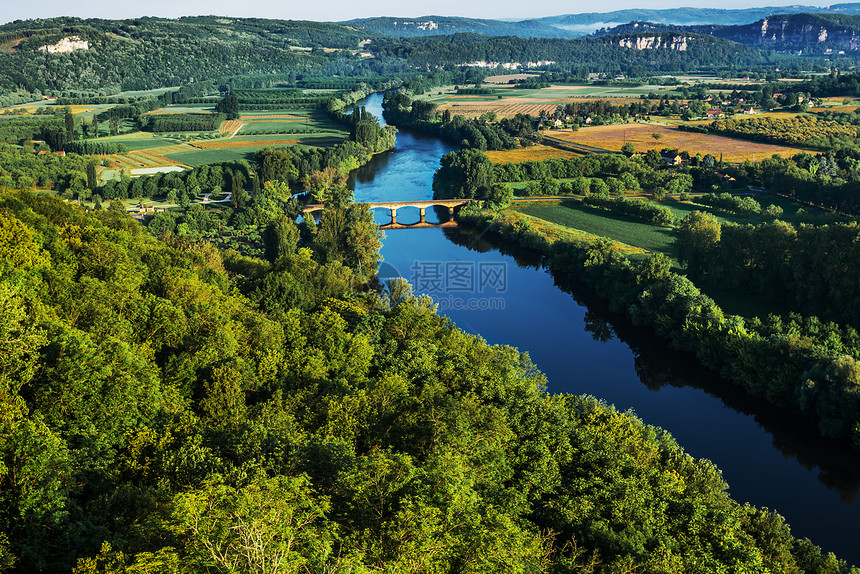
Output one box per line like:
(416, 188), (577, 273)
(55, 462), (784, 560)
(302, 199), (473, 228)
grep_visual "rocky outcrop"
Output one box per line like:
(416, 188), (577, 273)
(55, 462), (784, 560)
(462, 60), (557, 69)
(391, 20), (439, 31)
(38, 36), (89, 53)
(616, 34), (690, 50)
(717, 14), (860, 51)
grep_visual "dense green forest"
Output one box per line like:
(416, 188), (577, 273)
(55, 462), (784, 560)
(433, 149), (705, 200)
(0, 17), (367, 96)
(368, 32), (778, 75)
(731, 151), (860, 214)
(677, 215), (860, 328)
(0, 188), (856, 573)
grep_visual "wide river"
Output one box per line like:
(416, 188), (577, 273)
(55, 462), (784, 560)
(348, 93), (860, 562)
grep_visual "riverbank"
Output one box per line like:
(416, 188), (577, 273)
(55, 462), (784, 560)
(459, 203), (860, 451)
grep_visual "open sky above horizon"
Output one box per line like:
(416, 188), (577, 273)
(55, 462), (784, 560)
(0, 0), (834, 25)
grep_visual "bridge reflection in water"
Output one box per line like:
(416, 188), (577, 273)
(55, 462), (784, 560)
(302, 199), (471, 230)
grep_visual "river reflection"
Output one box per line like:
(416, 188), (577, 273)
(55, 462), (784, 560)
(445, 224), (860, 502)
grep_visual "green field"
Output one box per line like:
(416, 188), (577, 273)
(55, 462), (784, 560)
(516, 200), (799, 318)
(114, 87), (180, 98)
(165, 140), (343, 166)
(238, 108), (318, 116)
(152, 104), (216, 113)
(517, 203), (676, 256)
(164, 147), (265, 166)
(239, 121), (307, 133)
(663, 194), (845, 226)
(228, 134), (305, 142)
(291, 133), (348, 146)
(237, 111), (346, 135)
(98, 135), (177, 151)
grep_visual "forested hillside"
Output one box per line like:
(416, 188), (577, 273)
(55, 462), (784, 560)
(369, 32), (773, 74)
(0, 14), (850, 104)
(0, 190), (854, 573)
(0, 16), (374, 95)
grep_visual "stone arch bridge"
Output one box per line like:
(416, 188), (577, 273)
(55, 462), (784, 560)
(302, 199), (472, 229)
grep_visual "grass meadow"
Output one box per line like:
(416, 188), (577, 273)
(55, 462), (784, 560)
(511, 200), (796, 318)
(516, 202), (677, 257)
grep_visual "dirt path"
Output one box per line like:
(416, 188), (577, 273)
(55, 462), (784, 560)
(228, 122), (244, 139)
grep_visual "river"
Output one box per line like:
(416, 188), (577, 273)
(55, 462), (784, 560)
(349, 93), (860, 563)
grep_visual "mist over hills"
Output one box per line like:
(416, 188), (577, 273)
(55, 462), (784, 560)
(539, 4), (860, 32)
(340, 16), (578, 38)
(344, 5), (860, 38)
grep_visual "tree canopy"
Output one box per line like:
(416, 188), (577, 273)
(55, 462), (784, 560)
(0, 189), (852, 573)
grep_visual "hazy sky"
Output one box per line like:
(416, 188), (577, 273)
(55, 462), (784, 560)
(0, 0), (831, 24)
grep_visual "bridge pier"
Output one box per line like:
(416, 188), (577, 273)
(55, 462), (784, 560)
(303, 199), (468, 228)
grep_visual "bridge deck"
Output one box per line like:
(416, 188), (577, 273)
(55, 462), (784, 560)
(302, 198), (471, 212)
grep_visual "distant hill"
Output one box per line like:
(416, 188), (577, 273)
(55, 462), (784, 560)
(341, 16), (578, 38)
(594, 13), (860, 52)
(591, 21), (724, 37)
(716, 13), (860, 50)
(342, 7), (860, 40)
(539, 4), (860, 35)
(0, 16), (379, 94)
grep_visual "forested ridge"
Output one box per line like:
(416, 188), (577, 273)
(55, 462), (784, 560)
(0, 14), (852, 106)
(0, 16), (371, 97)
(0, 188), (856, 573)
(369, 32), (774, 73)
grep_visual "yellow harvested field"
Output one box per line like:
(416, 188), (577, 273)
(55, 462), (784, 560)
(811, 106), (858, 113)
(440, 101), (558, 118)
(219, 119), (243, 135)
(128, 149), (185, 167)
(484, 145), (582, 163)
(190, 139), (298, 149)
(437, 94), (653, 119)
(100, 145), (191, 170)
(103, 155), (139, 169)
(484, 73), (540, 83)
(67, 105), (99, 114)
(546, 124), (809, 162)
